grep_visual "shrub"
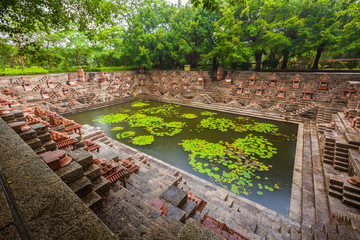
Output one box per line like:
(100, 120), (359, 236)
(238, 62), (252, 70)
(262, 59), (279, 69)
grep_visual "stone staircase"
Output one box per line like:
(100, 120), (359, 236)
(56, 149), (111, 211)
(290, 103), (317, 118)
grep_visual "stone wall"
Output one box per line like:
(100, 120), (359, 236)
(1, 70), (360, 116)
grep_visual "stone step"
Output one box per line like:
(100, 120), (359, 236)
(160, 185), (188, 208)
(67, 149), (93, 169)
(343, 181), (360, 194)
(31, 123), (47, 135)
(343, 196), (360, 208)
(55, 160), (84, 184)
(92, 176), (110, 196)
(334, 160), (349, 168)
(18, 128), (37, 141)
(37, 132), (51, 143)
(43, 140), (57, 151)
(84, 164), (101, 181)
(68, 176), (93, 198)
(180, 199), (197, 219)
(25, 137), (42, 149)
(164, 202), (186, 223)
(34, 146), (46, 155)
(117, 223), (148, 240)
(82, 191), (102, 211)
(329, 190), (343, 199)
(329, 184), (343, 193)
(334, 165), (348, 172)
(177, 218), (223, 240)
(343, 190), (360, 201)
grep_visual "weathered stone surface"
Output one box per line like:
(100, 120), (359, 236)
(0, 225), (21, 240)
(37, 132), (51, 143)
(18, 128), (37, 141)
(164, 202), (186, 223)
(55, 160), (84, 184)
(84, 164), (101, 181)
(30, 123), (47, 135)
(178, 218), (224, 240)
(161, 185), (187, 207)
(0, 188), (14, 231)
(67, 149), (93, 169)
(92, 176), (110, 196)
(68, 176), (92, 198)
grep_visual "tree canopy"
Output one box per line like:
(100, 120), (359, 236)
(0, 0), (359, 73)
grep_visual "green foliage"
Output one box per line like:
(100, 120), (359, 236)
(262, 59), (279, 69)
(200, 111), (217, 116)
(120, 131), (136, 139)
(132, 135), (155, 145)
(131, 99), (150, 108)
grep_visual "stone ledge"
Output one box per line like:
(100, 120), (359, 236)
(0, 118), (116, 240)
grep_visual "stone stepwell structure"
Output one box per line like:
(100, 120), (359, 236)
(1, 69), (360, 239)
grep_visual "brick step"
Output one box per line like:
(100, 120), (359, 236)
(68, 176), (92, 198)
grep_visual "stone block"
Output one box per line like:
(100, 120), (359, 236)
(43, 140), (57, 151)
(82, 191), (102, 211)
(177, 218), (223, 240)
(180, 199), (197, 219)
(18, 128), (37, 141)
(68, 176), (92, 198)
(25, 137), (42, 149)
(161, 185), (187, 208)
(30, 123), (47, 135)
(11, 110), (23, 118)
(37, 132), (51, 143)
(67, 149), (93, 169)
(164, 202), (186, 223)
(84, 164), (101, 181)
(1, 113), (15, 122)
(92, 176), (110, 196)
(55, 160), (84, 184)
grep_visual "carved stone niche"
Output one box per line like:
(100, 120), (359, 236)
(318, 74), (329, 90)
(22, 80), (32, 91)
(99, 72), (107, 83)
(198, 70), (204, 82)
(224, 71), (232, 84)
(62, 87), (70, 96)
(269, 73), (277, 87)
(292, 73), (302, 89)
(67, 73), (77, 86)
(277, 87), (286, 98)
(139, 66), (145, 74)
(243, 89), (250, 98)
(40, 89), (50, 99)
(47, 79), (55, 89)
(77, 67), (86, 83)
(303, 88), (312, 101)
(249, 73), (256, 86)
(256, 86), (264, 96)
(265, 91), (272, 100)
(341, 85), (356, 100)
(290, 92), (296, 102)
(236, 83), (243, 94)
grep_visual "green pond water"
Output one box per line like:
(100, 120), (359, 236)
(67, 99), (298, 216)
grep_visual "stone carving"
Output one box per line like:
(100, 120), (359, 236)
(22, 80), (32, 91)
(77, 67), (86, 82)
(303, 88), (313, 101)
(319, 74), (329, 90)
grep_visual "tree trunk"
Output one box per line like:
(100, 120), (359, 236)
(212, 57), (217, 70)
(254, 52), (262, 71)
(281, 52), (289, 69)
(19, 56), (24, 71)
(312, 47), (324, 70)
(109, 52), (112, 67)
(47, 54), (52, 69)
(124, 54), (128, 67)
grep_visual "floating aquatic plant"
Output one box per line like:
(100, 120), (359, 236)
(179, 135), (278, 195)
(199, 117), (236, 132)
(180, 113), (198, 119)
(111, 126), (124, 131)
(132, 135), (155, 145)
(119, 131), (136, 139)
(131, 99), (150, 108)
(94, 113), (128, 124)
(139, 104), (180, 117)
(200, 111), (217, 116)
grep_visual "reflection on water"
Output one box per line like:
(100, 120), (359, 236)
(67, 99), (298, 216)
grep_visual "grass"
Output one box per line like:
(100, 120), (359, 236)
(0, 66), (139, 76)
